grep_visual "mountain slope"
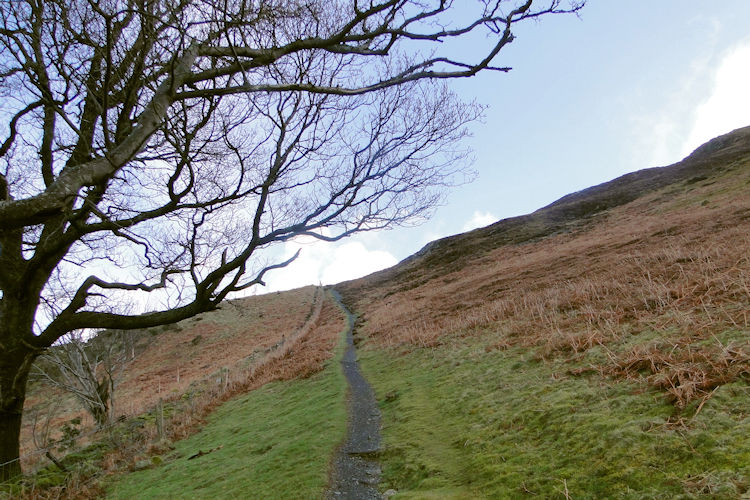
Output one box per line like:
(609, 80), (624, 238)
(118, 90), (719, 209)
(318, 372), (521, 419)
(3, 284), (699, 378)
(343, 125), (750, 297)
(15, 126), (750, 499)
(17, 286), (349, 498)
(338, 125), (750, 497)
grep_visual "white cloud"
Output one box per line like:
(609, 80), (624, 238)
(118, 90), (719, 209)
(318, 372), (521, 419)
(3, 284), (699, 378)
(462, 210), (497, 232)
(320, 241), (398, 284)
(262, 235), (398, 292)
(681, 41), (750, 156)
(624, 50), (714, 169)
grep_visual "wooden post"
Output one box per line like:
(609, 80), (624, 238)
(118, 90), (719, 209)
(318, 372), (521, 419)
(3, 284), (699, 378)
(156, 398), (164, 441)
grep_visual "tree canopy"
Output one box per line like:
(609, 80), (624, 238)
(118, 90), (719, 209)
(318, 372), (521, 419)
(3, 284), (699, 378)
(0, 0), (583, 480)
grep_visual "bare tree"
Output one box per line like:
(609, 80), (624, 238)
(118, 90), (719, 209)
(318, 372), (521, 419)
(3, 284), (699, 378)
(33, 331), (125, 428)
(0, 0), (584, 479)
(29, 399), (73, 473)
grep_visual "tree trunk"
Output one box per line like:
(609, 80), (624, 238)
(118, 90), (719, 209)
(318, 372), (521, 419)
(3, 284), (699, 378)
(0, 343), (36, 481)
(0, 408), (23, 481)
(91, 378), (110, 427)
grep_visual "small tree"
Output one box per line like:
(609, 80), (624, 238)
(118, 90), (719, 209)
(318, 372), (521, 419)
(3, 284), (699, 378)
(33, 331), (126, 428)
(0, 0), (584, 479)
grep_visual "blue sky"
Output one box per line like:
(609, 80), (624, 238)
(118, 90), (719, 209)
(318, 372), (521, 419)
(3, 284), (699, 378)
(263, 1), (750, 292)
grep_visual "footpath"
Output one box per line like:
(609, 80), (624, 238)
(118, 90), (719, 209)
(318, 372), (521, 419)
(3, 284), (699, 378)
(327, 290), (382, 499)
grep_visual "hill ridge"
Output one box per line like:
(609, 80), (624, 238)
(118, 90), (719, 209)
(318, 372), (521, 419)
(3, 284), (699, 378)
(334, 125), (750, 496)
(342, 124), (750, 294)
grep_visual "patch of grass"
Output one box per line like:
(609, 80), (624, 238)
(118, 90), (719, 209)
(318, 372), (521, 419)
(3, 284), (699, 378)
(106, 321), (348, 500)
(361, 337), (750, 498)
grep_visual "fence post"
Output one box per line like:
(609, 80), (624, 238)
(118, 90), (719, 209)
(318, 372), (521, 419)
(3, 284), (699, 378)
(156, 398), (164, 441)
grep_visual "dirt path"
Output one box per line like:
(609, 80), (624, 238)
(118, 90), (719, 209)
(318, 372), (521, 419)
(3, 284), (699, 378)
(328, 290), (382, 499)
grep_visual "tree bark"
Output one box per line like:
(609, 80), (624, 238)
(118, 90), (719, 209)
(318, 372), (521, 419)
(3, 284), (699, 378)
(0, 345), (34, 482)
(0, 410), (23, 482)
(92, 378), (110, 427)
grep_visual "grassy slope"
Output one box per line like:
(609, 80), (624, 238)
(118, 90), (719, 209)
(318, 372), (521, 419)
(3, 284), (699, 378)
(107, 293), (349, 499)
(107, 361), (347, 499)
(341, 127), (750, 498)
(20, 286), (319, 472)
(18, 129), (750, 499)
(363, 340), (750, 498)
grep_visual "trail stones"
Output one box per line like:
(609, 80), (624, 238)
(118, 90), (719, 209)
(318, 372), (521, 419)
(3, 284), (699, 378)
(328, 290), (382, 499)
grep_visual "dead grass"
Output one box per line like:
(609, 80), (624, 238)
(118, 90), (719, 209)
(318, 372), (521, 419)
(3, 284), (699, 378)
(608, 337), (750, 409)
(97, 287), (341, 477)
(19, 286), (323, 475)
(12, 287), (343, 498)
(114, 285), (319, 416)
(345, 157), (750, 409)
(7, 468), (107, 500)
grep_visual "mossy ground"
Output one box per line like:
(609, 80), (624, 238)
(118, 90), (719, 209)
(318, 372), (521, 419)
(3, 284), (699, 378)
(361, 332), (750, 499)
(107, 335), (347, 499)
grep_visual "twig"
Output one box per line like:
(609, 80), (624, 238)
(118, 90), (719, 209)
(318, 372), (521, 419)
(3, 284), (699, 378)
(45, 451), (68, 473)
(562, 478), (571, 499)
(691, 386), (719, 421)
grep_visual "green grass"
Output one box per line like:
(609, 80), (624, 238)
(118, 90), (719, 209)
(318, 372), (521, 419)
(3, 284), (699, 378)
(360, 334), (750, 499)
(107, 328), (347, 499)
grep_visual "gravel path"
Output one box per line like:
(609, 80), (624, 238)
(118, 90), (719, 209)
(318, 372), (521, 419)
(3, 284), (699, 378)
(328, 290), (382, 499)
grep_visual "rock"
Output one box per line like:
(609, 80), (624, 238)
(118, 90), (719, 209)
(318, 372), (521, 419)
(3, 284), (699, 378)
(382, 489), (398, 499)
(133, 459), (152, 471)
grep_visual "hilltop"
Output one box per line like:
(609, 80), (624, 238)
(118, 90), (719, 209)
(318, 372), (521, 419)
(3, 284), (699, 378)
(343, 124), (750, 296)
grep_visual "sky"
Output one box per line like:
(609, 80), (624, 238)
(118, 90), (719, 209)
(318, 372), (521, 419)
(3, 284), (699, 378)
(261, 0), (750, 293)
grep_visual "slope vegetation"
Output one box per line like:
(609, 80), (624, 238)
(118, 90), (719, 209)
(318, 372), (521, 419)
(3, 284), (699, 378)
(338, 126), (750, 497)
(12, 126), (750, 499)
(14, 287), (348, 498)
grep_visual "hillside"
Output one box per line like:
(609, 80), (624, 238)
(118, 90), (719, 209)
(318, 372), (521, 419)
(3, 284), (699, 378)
(336, 125), (750, 497)
(343, 124), (750, 296)
(9, 126), (750, 498)
(16, 285), (348, 497)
